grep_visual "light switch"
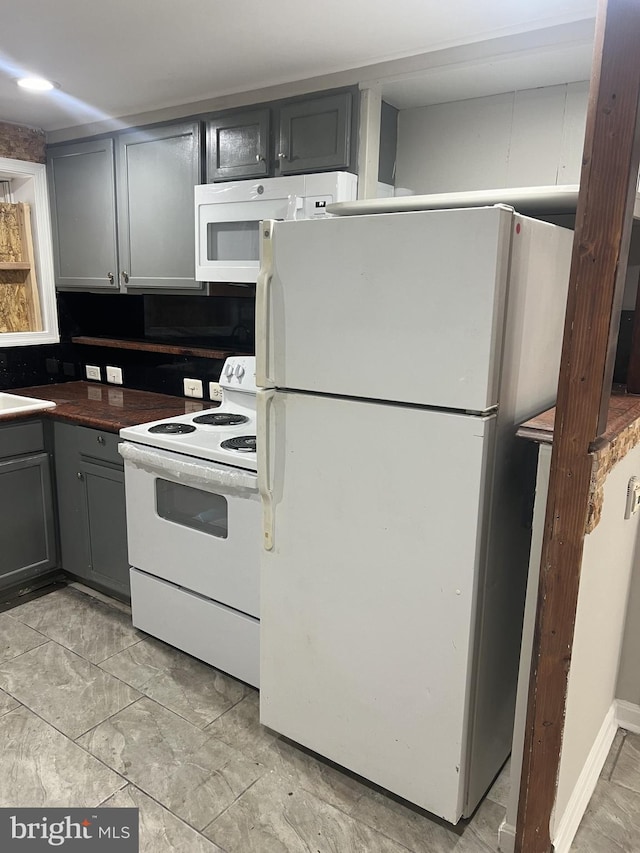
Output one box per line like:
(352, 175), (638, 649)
(106, 366), (123, 385)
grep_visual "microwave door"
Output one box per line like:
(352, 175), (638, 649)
(197, 196), (298, 283)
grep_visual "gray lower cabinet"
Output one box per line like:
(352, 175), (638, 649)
(0, 420), (57, 588)
(48, 120), (203, 293)
(276, 92), (352, 175)
(206, 109), (270, 181)
(54, 423), (130, 600)
(47, 138), (120, 290)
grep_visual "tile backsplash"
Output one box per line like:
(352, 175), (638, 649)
(1, 292), (255, 396)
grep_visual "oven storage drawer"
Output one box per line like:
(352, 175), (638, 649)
(130, 568), (259, 687)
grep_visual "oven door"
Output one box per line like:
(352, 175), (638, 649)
(121, 443), (260, 617)
(195, 177), (306, 283)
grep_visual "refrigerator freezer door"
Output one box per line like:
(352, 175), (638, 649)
(259, 206), (512, 411)
(259, 390), (496, 823)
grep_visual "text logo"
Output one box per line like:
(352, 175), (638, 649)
(0, 809), (138, 850)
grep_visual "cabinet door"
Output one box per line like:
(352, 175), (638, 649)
(277, 93), (352, 175)
(47, 139), (119, 290)
(206, 109), (270, 181)
(0, 452), (57, 586)
(54, 422), (90, 578)
(79, 459), (130, 598)
(116, 121), (203, 291)
(54, 423), (130, 599)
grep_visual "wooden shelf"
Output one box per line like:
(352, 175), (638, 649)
(0, 262), (31, 270)
(0, 202), (42, 332)
(71, 336), (243, 359)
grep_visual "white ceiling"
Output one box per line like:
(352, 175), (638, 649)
(0, 0), (597, 133)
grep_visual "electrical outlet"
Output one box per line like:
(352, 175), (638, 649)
(625, 477), (640, 519)
(183, 378), (203, 399)
(106, 366), (123, 385)
(85, 364), (101, 381)
(209, 381), (223, 402)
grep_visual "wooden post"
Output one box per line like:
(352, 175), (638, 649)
(515, 1), (640, 851)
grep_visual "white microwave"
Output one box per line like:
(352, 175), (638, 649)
(195, 172), (358, 284)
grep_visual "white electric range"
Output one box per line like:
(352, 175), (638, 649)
(118, 356), (260, 687)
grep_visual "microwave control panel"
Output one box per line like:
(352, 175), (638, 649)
(304, 196), (334, 217)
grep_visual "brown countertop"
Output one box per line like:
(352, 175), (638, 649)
(517, 392), (640, 446)
(518, 391), (640, 533)
(1, 382), (215, 433)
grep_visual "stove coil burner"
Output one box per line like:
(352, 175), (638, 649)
(148, 423), (197, 435)
(193, 412), (250, 426)
(220, 435), (256, 453)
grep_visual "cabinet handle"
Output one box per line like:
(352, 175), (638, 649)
(107, 272), (114, 284)
(277, 152), (287, 160)
(77, 472), (84, 481)
(121, 271), (129, 284)
(255, 155), (265, 163)
(97, 435), (105, 445)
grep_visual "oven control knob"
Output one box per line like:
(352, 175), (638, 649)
(225, 363), (234, 378)
(234, 364), (245, 379)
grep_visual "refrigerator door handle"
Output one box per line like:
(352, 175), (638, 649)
(257, 388), (275, 550)
(256, 220), (275, 389)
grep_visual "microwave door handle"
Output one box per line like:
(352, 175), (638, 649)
(256, 220), (274, 388)
(257, 389), (275, 551)
(286, 194), (304, 220)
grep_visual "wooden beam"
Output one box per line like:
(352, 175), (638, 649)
(515, 2), (640, 852)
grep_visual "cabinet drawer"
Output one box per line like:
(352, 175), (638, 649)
(0, 420), (44, 460)
(75, 426), (122, 466)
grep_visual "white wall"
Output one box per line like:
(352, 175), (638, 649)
(554, 444), (640, 833)
(617, 561), (640, 705)
(395, 81), (589, 194)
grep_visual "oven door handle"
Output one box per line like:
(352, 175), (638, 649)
(257, 388), (275, 550)
(256, 220), (274, 389)
(118, 442), (258, 495)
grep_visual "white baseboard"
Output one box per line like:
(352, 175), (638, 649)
(616, 699), (640, 734)
(497, 818), (515, 853)
(552, 702), (618, 853)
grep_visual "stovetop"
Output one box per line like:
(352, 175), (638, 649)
(119, 356), (257, 471)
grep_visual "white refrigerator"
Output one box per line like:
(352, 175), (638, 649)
(256, 205), (572, 823)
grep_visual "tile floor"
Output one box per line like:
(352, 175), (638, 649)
(0, 583), (637, 853)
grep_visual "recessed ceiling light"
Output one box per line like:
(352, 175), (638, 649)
(16, 76), (58, 92)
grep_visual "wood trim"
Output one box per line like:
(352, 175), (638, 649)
(515, 1), (640, 851)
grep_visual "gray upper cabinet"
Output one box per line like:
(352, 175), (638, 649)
(47, 139), (119, 290)
(206, 109), (270, 181)
(116, 122), (202, 290)
(276, 92), (352, 175)
(48, 120), (203, 293)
